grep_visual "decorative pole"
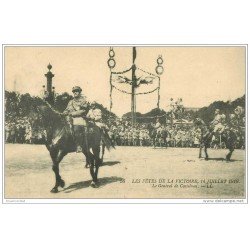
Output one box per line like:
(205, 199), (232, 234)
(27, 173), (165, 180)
(44, 63), (55, 105)
(131, 47), (137, 127)
(107, 48), (116, 113)
(155, 55), (164, 109)
(107, 48), (164, 126)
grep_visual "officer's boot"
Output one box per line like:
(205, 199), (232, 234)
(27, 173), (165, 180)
(74, 126), (83, 153)
(81, 126), (89, 153)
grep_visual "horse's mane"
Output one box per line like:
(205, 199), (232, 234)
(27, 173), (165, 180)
(195, 118), (206, 127)
(44, 100), (62, 115)
(34, 97), (64, 124)
(34, 97), (61, 113)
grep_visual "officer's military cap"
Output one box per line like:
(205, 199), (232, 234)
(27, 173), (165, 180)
(72, 86), (82, 93)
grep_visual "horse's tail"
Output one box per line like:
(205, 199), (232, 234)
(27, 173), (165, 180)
(101, 130), (115, 151)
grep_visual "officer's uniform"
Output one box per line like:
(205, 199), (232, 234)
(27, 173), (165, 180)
(234, 106), (244, 127)
(211, 110), (226, 134)
(229, 106), (244, 131)
(64, 96), (88, 125)
(63, 86), (88, 152)
(229, 114), (238, 128)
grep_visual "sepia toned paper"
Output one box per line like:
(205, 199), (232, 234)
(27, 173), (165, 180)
(3, 45), (247, 203)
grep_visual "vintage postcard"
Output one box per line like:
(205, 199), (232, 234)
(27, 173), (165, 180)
(2, 45), (247, 203)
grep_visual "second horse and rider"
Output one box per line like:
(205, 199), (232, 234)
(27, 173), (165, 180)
(210, 107), (244, 142)
(194, 106), (244, 161)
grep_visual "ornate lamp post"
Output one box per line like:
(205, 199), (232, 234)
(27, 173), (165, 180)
(44, 63), (55, 105)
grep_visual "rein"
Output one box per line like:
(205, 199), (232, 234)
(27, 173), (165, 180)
(35, 101), (67, 143)
(43, 101), (64, 116)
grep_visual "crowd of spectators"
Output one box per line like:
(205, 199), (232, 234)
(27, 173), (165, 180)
(107, 119), (202, 148)
(4, 114), (202, 148)
(5, 116), (46, 144)
(4, 91), (245, 149)
(5, 114), (245, 149)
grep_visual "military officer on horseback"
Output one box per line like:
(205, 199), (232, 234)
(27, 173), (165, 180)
(232, 106), (244, 127)
(63, 86), (88, 152)
(211, 109), (226, 135)
(228, 106), (245, 137)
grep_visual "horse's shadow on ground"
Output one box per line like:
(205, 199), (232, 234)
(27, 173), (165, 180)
(100, 161), (121, 167)
(200, 157), (242, 162)
(63, 176), (124, 193)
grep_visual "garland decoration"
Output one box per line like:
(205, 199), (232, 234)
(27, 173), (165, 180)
(111, 66), (133, 75)
(108, 48), (164, 117)
(111, 84), (159, 95)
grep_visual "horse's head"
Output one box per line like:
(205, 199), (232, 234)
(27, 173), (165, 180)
(28, 98), (56, 128)
(90, 101), (98, 110)
(194, 118), (204, 127)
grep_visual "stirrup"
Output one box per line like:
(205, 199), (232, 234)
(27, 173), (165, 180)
(76, 145), (82, 153)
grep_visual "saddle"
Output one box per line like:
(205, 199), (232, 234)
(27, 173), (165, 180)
(64, 115), (90, 133)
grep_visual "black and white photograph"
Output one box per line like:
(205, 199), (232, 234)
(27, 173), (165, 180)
(3, 45), (246, 201)
(1, 1), (250, 250)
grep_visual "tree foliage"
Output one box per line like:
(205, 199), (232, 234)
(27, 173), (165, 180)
(5, 90), (245, 126)
(195, 95), (245, 124)
(5, 91), (118, 123)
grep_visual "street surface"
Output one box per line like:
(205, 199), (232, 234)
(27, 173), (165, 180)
(4, 144), (245, 199)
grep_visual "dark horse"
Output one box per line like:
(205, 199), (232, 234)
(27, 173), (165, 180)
(194, 118), (237, 161)
(30, 98), (106, 193)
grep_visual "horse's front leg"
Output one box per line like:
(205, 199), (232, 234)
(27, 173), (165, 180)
(82, 147), (97, 187)
(89, 153), (98, 187)
(226, 148), (234, 162)
(199, 145), (202, 158)
(101, 144), (105, 164)
(204, 146), (209, 160)
(91, 146), (101, 188)
(50, 149), (66, 193)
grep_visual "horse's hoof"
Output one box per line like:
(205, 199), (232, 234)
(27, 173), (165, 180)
(59, 179), (65, 188)
(50, 187), (58, 193)
(205, 158), (208, 161)
(90, 181), (99, 188)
